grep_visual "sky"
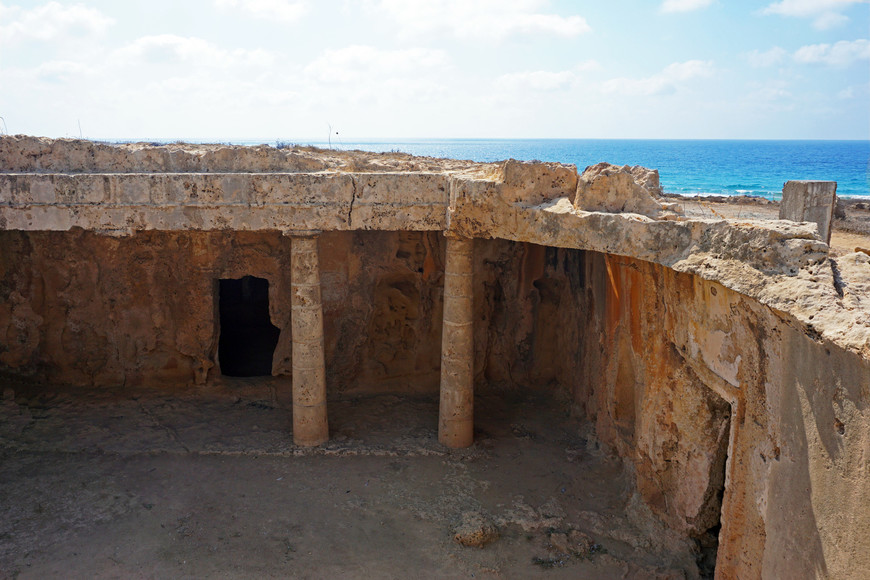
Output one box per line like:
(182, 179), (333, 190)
(0, 0), (868, 141)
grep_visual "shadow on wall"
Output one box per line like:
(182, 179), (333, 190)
(473, 241), (586, 397)
(767, 331), (870, 578)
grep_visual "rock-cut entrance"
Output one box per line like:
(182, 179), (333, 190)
(218, 275), (280, 377)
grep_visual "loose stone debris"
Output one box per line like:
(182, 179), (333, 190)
(453, 511), (500, 548)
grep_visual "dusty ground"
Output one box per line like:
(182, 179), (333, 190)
(671, 195), (870, 256)
(0, 378), (696, 579)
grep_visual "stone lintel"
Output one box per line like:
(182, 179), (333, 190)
(0, 172), (450, 233)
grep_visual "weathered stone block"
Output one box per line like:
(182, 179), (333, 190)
(354, 173), (449, 204)
(779, 180), (837, 244)
(574, 162), (664, 216)
(498, 159), (578, 206)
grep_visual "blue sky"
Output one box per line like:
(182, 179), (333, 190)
(1, 0), (868, 140)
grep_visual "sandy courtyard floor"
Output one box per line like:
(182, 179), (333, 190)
(0, 379), (697, 579)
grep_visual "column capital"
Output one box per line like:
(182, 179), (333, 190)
(283, 229), (322, 238)
(92, 228), (134, 238)
(443, 230), (472, 241)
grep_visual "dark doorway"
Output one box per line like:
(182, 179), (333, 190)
(218, 276), (280, 377)
(695, 406), (731, 579)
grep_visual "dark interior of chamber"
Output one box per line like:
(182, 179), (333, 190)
(218, 276), (280, 377)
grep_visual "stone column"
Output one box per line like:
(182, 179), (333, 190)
(779, 180), (837, 244)
(290, 233), (328, 447)
(439, 235), (474, 448)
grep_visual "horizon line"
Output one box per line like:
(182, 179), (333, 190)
(23, 135), (870, 144)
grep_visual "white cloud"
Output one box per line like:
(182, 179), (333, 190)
(740, 81), (797, 116)
(660, 0), (714, 13)
(304, 45), (448, 84)
(213, 0), (308, 22)
(495, 61), (599, 92)
(33, 60), (96, 83)
(114, 35), (276, 68)
(600, 60), (714, 96)
(794, 38), (870, 66)
(762, 0), (864, 16)
(0, 1), (114, 45)
(838, 86), (855, 98)
(836, 82), (870, 100)
(746, 46), (788, 67)
(762, 0), (867, 29)
(299, 45), (460, 114)
(749, 82), (794, 102)
(812, 11), (850, 27)
(372, 0), (590, 40)
(496, 70), (577, 92)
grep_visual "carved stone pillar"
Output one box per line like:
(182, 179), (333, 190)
(290, 233), (328, 446)
(438, 235), (474, 448)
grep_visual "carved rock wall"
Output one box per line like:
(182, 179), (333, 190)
(319, 230), (446, 395)
(473, 241), (585, 395)
(579, 251), (870, 579)
(0, 229), (293, 386)
(0, 230), (586, 399)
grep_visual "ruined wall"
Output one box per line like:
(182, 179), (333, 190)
(0, 230), (585, 399)
(0, 229), (294, 386)
(318, 231), (445, 395)
(0, 229), (446, 391)
(0, 135), (483, 174)
(580, 251), (870, 579)
(474, 241), (585, 396)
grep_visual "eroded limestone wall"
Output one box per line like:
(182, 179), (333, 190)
(473, 241), (585, 396)
(319, 231), (445, 395)
(0, 229), (294, 386)
(0, 230), (586, 399)
(580, 251), (870, 579)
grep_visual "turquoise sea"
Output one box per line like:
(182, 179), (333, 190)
(151, 138), (870, 199)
